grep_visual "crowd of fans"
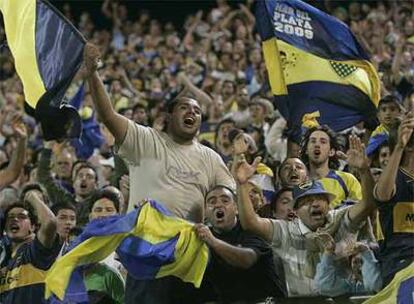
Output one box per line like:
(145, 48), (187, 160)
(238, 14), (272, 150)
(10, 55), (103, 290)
(0, 0), (413, 303)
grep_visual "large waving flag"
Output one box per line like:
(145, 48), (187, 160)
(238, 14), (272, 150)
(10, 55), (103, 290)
(255, 0), (380, 142)
(45, 200), (209, 302)
(0, 0), (85, 140)
(363, 262), (414, 304)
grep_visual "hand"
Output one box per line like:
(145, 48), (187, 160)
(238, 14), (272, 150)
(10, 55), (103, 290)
(232, 133), (248, 155)
(194, 10), (203, 23)
(43, 140), (56, 150)
(232, 155), (261, 184)
(346, 135), (369, 170)
(10, 112), (27, 139)
(397, 112), (414, 149)
(83, 43), (101, 78)
(194, 223), (216, 246)
(351, 242), (369, 254)
(316, 232), (336, 254)
(24, 189), (44, 205)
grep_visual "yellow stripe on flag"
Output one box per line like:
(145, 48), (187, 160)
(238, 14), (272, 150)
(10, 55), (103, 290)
(0, 0), (46, 108)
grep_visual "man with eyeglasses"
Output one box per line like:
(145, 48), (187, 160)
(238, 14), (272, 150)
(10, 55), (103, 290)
(0, 189), (59, 304)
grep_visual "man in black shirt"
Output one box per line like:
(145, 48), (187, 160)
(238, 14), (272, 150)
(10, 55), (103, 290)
(195, 185), (286, 303)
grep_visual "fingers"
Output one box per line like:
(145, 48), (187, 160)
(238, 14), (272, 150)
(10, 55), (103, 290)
(252, 156), (262, 168)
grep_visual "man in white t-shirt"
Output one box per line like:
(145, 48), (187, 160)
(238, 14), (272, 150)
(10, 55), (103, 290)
(84, 44), (235, 304)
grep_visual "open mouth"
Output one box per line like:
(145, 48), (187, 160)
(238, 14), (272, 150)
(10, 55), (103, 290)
(310, 210), (323, 220)
(287, 211), (296, 221)
(183, 117), (195, 127)
(289, 174), (299, 183)
(80, 182), (87, 190)
(215, 210), (225, 220)
(9, 223), (19, 233)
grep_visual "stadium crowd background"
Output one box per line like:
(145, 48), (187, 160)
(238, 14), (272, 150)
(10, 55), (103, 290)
(0, 0), (413, 303)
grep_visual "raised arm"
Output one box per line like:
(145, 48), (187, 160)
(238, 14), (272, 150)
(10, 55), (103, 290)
(24, 190), (57, 248)
(346, 136), (376, 227)
(194, 223), (257, 269)
(177, 72), (212, 107)
(375, 112), (414, 201)
(84, 44), (128, 145)
(231, 135), (273, 241)
(0, 113), (27, 188)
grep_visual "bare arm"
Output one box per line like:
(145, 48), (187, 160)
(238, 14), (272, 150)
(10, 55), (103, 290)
(24, 190), (57, 248)
(375, 113), (414, 201)
(346, 136), (377, 226)
(231, 135), (273, 241)
(391, 36), (404, 84)
(0, 114), (27, 188)
(177, 73), (212, 106)
(194, 224), (258, 269)
(84, 44), (128, 145)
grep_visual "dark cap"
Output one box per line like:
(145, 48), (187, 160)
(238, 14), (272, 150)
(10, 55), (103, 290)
(292, 180), (335, 209)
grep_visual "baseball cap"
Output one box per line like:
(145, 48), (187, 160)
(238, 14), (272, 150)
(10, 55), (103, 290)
(292, 180), (336, 209)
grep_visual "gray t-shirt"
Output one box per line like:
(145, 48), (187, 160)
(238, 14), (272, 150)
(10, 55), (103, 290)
(116, 120), (235, 222)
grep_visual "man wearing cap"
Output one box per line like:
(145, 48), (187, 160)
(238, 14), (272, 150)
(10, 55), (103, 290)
(83, 44), (235, 304)
(233, 135), (376, 298)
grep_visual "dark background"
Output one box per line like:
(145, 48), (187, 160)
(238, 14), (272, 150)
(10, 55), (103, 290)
(49, 0), (384, 28)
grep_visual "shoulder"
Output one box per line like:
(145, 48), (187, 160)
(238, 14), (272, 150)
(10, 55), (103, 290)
(335, 171), (360, 184)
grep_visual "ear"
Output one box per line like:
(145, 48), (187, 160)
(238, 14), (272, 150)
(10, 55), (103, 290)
(328, 148), (336, 157)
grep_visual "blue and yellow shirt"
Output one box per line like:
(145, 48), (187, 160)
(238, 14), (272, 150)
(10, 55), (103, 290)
(0, 237), (60, 304)
(375, 168), (414, 282)
(320, 170), (362, 208)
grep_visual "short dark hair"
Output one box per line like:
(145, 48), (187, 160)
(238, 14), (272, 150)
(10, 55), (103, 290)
(205, 185), (237, 203)
(214, 118), (236, 147)
(4, 202), (38, 226)
(51, 202), (76, 216)
(89, 188), (121, 213)
(166, 96), (196, 114)
(270, 187), (293, 213)
(378, 95), (402, 111)
(74, 163), (98, 182)
(300, 125), (340, 170)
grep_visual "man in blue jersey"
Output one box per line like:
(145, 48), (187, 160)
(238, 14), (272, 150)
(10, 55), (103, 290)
(0, 189), (59, 304)
(374, 112), (414, 285)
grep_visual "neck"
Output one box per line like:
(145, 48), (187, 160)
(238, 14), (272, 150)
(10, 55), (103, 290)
(11, 235), (33, 253)
(309, 161), (330, 179)
(166, 129), (194, 146)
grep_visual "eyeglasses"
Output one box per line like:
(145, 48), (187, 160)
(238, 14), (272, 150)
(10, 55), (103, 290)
(6, 211), (29, 221)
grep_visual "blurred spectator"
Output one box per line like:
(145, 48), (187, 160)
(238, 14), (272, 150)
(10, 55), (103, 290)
(314, 233), (382, 296)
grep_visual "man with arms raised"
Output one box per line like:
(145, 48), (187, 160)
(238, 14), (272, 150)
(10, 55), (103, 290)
(83, 44), (235, 304)
(233, 135), (377, 297)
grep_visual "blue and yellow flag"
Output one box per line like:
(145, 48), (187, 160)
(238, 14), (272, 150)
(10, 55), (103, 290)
(255, 0), (380, 142)
(363, 262), (414, 304)
(0, 0), (85, 140)
(45, 200), (209, 302)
